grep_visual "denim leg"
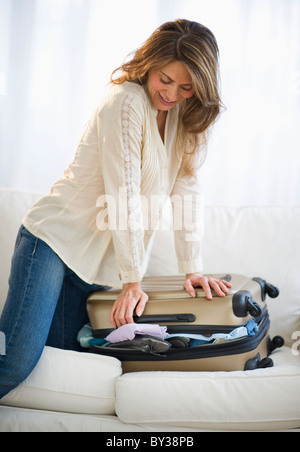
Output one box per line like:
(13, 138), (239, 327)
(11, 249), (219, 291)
(47, 269), (108, 352)
(0, 226), (66, 399)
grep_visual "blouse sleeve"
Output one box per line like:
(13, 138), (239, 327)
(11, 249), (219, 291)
(97, 93), (146, 283)
(170, 171), (204, 274)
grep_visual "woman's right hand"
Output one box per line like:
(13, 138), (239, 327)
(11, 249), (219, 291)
(110, 282), (149, 329)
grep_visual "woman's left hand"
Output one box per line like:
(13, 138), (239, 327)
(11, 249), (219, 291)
(184, 273), (232, 300)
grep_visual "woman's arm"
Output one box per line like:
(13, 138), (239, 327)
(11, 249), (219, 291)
(170, 172), (204, 275)
(98, 92), (150, 327)
(98, 93), (146, 284)
(171, 173), (232, 300)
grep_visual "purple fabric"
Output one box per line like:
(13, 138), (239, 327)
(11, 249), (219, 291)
(105, 323), (168, 343)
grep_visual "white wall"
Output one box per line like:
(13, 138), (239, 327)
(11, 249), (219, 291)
(0, 0), (299, 206)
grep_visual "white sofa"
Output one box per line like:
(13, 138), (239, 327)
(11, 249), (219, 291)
(0, 188), (299, 432)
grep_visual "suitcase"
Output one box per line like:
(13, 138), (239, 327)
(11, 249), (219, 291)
(87, 274), (284, 372)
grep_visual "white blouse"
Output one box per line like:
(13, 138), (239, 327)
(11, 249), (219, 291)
(23, 82), (204, 288)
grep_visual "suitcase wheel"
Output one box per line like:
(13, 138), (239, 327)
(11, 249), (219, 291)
(269, 335), (285, 353)
(244, 353), (274, 371)
(252, 278), (280, 301)
(257, 357), (274, 369)
(232, 290), (263, 318)
(265, 283), (280, 299)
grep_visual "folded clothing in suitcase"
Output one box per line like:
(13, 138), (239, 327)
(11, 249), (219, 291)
(86, 274), (284, 372)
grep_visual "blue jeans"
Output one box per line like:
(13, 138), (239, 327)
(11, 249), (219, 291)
(0, 226), (108, 399)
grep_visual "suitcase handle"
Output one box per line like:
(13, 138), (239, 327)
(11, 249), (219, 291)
(133, 314), (196, 324)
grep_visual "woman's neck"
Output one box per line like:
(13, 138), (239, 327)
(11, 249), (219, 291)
(156, 110), (168, 143)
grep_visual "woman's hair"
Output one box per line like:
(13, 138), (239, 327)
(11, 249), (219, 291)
(111, 19), (223, 176)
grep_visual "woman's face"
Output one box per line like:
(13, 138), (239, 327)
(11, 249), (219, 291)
(146, 61), (195, 112)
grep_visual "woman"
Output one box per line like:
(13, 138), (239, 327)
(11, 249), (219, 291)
(0, 19), (231, 399)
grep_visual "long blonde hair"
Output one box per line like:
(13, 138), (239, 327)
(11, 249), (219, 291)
(111, 19), (223, 176)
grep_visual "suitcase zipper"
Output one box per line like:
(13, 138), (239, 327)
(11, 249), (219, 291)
(90, 313), (270, 362)
(166, 307), (267, 335)
(92, 307), (268, 339)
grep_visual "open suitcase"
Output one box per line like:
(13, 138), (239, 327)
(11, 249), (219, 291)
(87, 274), (284, 372)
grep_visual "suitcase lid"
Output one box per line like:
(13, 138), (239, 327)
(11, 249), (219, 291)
(88, 274), (237, 301)
(87, 274), (272, 332)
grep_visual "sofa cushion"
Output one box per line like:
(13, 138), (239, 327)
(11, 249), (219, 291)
(116, 346), (300, 430)
(0, 346), (122, 415)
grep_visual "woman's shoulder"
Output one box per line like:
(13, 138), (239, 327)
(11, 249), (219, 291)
(99, 81), (150, 115)
(115, 81), (147, 97)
